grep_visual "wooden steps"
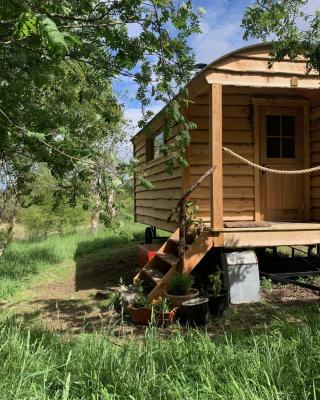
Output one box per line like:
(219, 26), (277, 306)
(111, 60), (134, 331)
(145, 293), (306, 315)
(141, 268), (164, 284)
(134, 229), (215, 300)
(156, 253), (178, 266)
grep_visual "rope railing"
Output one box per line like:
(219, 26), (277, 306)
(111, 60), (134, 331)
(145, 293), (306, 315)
(223, 147), (320, 175)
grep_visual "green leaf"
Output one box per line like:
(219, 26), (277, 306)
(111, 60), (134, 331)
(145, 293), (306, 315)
(14, 11), (37, 38)
(138, 176), (154, 190)
(37, 16), (69, 56)
(25, 131), (45, 141)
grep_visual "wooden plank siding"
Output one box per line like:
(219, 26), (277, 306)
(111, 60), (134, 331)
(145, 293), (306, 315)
(186, 88), (256, 222)
(133, 129), (183, 232)
(310, 103), (320, 221)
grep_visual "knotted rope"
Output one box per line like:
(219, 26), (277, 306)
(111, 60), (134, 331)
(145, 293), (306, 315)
(223, 147), (320, 175)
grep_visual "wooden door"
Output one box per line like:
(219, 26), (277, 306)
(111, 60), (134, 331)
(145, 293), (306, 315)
(260, 106), (305, 221)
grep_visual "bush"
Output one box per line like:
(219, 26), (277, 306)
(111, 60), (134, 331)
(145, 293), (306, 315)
(20, 203), (88, 238)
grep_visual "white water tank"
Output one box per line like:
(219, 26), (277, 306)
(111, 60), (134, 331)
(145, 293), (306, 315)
(221, 250), (261, 304)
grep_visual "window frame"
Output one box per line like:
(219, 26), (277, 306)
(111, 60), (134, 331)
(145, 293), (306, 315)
(145, 129), (166, 163)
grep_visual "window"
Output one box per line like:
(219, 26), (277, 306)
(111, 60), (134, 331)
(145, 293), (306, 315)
(266, 115), (295, 159)
(146, 131), (165, 162)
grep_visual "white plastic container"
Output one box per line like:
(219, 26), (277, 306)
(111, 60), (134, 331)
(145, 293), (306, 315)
(221, 250), (261, 304)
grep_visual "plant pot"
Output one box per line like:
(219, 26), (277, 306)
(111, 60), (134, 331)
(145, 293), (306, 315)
(155, 307), (178, 326)
(186, 234), (195, 245)
(179, 298), (209, 326)
(165, 288), (199, 308)
(127, 304), (152, 325)
(208, 290), (230, 317)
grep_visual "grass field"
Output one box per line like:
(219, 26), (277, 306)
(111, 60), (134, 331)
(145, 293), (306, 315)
(0, 221), (145, 301)
(0, 222), (320, 399)
(1, 317), (320, 399)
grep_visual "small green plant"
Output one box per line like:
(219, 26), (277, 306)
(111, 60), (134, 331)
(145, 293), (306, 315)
(168, 273), (193, 296)
(102, 292), (125, 312)
(297, 276), (314, 284)
(152, 297), (172, 313)
(260, 276), (273, 289)
(132, 282), (150, 308)
(185, 201), (204, 243)
(208, 270), (223, 297)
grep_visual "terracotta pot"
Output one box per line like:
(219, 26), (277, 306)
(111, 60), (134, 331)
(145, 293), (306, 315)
(155, 307), (178, 326)
(165, 288), (199, 308)
(127, 304), (152, 325)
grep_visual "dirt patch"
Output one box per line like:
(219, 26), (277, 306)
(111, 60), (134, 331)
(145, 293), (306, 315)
(3, 244), (320, 336)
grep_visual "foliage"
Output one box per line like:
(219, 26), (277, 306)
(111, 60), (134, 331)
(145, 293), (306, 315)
(208, 270), (223, 297)
(17, 165), (89, 237)
(0, 55), (124, 251)
(0, 0), (203, 251)
(242, 0), (320, 72)
(151, 297), (172, 313)
(184, 200), (204, 241)
(102, 292), (125, 313)
(132, 282), (150, 308)
(260, 276), (273, 290)
(0, 318), (320, 399)
(168, 272), (193, 296)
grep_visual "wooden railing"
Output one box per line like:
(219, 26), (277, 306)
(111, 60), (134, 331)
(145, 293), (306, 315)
(167, 166), (216, 272)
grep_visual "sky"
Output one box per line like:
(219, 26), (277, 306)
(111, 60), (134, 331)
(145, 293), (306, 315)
(114, 0), (320, 158)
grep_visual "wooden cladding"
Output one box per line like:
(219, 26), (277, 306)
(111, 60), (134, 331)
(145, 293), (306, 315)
(310, 104), (320, 221)
(187, 87), (256, 222)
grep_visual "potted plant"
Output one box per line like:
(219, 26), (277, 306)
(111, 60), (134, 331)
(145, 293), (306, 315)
(180, 297), (209, 326)
(152, 297), (177, 326)
(127, 284), (152, 325)
(185, 201), (204, 245)
(207, 270), (230, 317)
(165, 273), (199, 307)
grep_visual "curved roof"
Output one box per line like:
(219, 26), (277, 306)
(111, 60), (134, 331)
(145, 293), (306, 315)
(132, 42), (319, 141)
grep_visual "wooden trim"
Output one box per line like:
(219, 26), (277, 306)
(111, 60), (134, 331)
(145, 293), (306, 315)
(209, 84), (223, 230)
(223, 229), (320, 248)
(183, 107), (191, 193)
(252, 98), (310, 107)
(304, 105), (311, 220)
(253, 104), (261, 220)
(206, 71), (320, 89)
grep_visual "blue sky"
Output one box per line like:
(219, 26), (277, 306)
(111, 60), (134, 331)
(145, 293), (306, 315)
(115, 0), (320, 157)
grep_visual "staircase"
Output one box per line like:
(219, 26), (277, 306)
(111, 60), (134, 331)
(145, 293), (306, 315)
(135, 228), (214, 300)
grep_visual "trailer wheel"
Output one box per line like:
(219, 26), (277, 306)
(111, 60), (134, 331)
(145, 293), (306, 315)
(145, 227), (153, 244)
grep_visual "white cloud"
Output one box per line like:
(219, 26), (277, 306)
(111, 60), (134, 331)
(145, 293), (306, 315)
(124, 103), (163, 132)
(191, 0), (257, 64)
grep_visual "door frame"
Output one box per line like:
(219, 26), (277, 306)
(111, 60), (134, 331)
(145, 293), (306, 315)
(252, 98), (310, 222)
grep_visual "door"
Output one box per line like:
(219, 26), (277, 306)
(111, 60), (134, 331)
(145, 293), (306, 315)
(260, 106), (305, 221)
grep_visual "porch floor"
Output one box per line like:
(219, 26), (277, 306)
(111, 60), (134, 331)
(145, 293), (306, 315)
(207, 222), (320, 248)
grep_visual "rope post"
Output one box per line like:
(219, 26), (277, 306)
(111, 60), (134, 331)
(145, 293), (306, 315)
(178, 201), (186, 273)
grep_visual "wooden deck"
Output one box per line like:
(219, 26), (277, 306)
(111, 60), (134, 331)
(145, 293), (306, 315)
(208, 222), (320, 248)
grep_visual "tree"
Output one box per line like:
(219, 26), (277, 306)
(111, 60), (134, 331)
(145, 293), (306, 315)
(0, 1), (202, 250)
(242, 0), (320, 72)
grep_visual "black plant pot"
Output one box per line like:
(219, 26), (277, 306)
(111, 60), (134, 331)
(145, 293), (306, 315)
(208, 290), (230, 317)
(179, 298), (209, 326)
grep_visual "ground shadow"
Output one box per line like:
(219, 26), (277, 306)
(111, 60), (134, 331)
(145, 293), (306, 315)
(74, 236), (141, 292)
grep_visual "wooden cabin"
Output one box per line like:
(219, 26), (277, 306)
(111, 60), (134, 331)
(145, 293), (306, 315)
(132, 43), (320, 299)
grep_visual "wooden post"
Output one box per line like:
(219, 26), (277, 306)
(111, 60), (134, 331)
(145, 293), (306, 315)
(209, 84), (223, 231)
(178, 201), (186, 273)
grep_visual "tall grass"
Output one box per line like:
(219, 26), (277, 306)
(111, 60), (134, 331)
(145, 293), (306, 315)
(0, 221), (146, 300)
(0, 319), (319, 399)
